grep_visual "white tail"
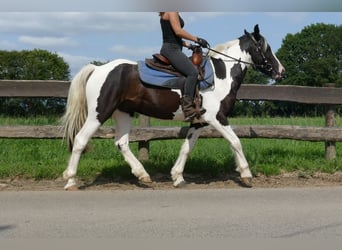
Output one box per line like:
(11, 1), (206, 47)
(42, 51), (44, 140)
(61, 64), (95, 151)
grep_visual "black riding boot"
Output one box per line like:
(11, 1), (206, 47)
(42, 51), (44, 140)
(181, 95), (197, 122)
(181, 95), (206, 122)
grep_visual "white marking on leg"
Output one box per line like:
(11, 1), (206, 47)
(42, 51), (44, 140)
(171, 127), (202, 186)
(209, 121), (252, 178)
(63, 118), (101, 189)
(113, 111), (151, 182)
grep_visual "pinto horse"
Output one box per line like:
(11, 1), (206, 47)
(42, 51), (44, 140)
(61, 25), (285, 190)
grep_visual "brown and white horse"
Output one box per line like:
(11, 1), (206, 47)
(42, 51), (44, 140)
(61, 25), (285, 190)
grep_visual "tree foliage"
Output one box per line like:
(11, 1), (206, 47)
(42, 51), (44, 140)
(236, 23), (342, 117)
(242, 69), (269, 85)
(0, 49), (70, 80)
(0, 49), (70, 116)
(89, 60), (108, 66)
(276, 23), (342, 87)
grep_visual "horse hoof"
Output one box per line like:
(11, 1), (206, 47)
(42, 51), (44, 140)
(64, 185), (79, 191)
(139, 176), (152, 183)
(174, 180), (187, 188)
(240, 177), (253, 188)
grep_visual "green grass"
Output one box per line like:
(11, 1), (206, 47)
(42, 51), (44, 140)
(0, 115), (61, 125)
(0, 116), (341, 181)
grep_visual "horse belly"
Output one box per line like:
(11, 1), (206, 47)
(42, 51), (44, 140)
(121, 87), (182, 120)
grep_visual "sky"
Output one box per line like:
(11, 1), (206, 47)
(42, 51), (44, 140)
(0, 1), (341, 77)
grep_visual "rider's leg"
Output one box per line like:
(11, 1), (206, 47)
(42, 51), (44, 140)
(161, 43), (205, 121)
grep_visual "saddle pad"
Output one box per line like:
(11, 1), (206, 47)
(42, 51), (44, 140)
(138, 60), (177, 85)
(138, 59), (214, 90)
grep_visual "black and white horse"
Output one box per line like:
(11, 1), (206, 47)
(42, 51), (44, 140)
(61, 25), (285, 190)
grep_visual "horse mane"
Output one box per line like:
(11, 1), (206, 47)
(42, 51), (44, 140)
(208, 39), (239, 57)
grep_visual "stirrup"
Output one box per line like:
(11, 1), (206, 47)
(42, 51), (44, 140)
(184, 107), (206, 122)
(184, 113), (197, 122)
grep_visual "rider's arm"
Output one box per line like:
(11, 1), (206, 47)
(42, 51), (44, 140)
(168, 12), (198, 43)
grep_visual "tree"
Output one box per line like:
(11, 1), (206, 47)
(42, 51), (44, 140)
(276, 23), (342, 87)
(0, 49), (70, 80)
(232, 56), (271, 117)
(89, 60), (108, 66)
(242, 69), (269, 85)
(260, 23), (342, 117)
(0, 49), (71, 116)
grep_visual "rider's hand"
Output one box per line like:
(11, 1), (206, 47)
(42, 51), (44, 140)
(187, 44), (197, 51)
(197, 37), (209, 48)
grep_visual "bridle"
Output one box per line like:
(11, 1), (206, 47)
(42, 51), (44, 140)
(205, 35), (273, 73)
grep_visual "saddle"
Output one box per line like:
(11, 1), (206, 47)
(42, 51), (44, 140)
(146, 46), (204, 77)
(145, 46), (205, 117)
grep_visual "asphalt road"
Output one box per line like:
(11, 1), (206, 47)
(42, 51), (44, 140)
(1, 187), (342, 239)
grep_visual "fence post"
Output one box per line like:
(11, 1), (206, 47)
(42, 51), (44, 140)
(324, 83), (336, 160)
(138, 115), (150, 161)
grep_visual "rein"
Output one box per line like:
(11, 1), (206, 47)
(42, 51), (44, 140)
(207, 47), (255, 67)
(206, 42), (273, 73)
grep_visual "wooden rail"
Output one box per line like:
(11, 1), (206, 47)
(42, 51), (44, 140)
(0, 80), (70, 97)
(1, 125), (342, 142)
(1, 80), (341, 160)
(238, 84), (342, 104)
(1, 80), (342, 104)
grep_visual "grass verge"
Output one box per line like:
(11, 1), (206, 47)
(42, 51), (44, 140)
(0, 116), (341, 181)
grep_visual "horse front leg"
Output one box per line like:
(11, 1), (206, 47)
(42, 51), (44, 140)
(209, 120), (253, 187)
(171, 126), (203, 187)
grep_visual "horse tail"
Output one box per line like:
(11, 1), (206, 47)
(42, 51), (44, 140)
(61, 64), (95, 151)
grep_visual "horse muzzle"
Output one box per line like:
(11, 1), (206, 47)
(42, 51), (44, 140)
(273, 67), (285, 80)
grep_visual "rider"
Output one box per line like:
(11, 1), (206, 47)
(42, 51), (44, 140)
(159, 12), (209, 121)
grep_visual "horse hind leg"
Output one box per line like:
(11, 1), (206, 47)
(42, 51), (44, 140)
(113, 111), (152, 183)
(171, 126), (203, 187)
(63, 118), (101, 190)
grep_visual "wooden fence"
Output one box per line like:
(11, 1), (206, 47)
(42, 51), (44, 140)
(1, 80), (341, 160)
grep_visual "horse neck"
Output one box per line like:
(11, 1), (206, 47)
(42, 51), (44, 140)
(211, 39), (252, 67)
(210, 40), (251, 98)
(226, 41), (251, 65)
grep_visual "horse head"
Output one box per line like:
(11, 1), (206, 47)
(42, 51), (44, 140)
(243, 24), (285, 79)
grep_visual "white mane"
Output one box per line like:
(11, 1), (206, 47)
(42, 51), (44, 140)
(208, 39), (239, 57)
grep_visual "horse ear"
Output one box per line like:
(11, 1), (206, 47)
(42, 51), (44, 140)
(253, 24), (261, 41)
(254, 24), (260, 34)
(244, 29), (250, 36)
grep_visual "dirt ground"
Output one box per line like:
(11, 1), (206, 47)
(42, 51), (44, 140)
(1, 171), (342, 191)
